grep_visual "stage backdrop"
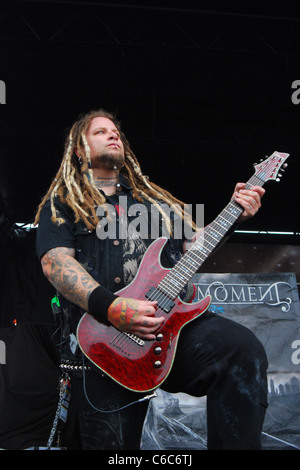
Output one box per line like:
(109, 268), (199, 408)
(141, 272), (300, 450)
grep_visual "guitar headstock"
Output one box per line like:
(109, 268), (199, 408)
(253, 151), (289, 183)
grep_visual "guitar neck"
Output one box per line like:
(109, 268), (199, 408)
(158, 173), (265, 299)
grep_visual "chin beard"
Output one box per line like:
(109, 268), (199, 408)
(94, 152), (124, 171)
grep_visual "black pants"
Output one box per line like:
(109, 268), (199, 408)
(68, 312), (268, 450)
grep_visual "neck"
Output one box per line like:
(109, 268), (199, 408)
(93, 168), (120, 195)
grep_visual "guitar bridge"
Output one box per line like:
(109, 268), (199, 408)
(145, 287), (175, 313)
(122, 331), (145, 346)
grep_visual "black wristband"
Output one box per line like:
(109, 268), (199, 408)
(88, 285), (118, 324)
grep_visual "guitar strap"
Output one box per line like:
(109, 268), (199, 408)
(46, 371), (70, 450)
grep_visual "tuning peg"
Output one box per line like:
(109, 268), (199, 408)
(276, 178), (280, 182)
(283, 163), (288, 168)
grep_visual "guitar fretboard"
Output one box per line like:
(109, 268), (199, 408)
(158, 174), (265, 300)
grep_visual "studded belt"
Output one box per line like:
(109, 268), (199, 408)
(59, 359), (92, 372)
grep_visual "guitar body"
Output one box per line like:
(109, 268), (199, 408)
(77, 238), (211, 392)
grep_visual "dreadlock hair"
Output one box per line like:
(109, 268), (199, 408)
(34, 108), (196, 235)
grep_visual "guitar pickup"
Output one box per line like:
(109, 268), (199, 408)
(145, 287), (175, 313)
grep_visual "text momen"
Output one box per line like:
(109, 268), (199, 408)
(195, 280), (292, 312)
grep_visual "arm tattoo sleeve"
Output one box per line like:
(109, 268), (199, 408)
(41, 247), (99, 311)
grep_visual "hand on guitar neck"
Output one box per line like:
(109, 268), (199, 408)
(232, 182), (265, 223)
(184, 182), (265, 252)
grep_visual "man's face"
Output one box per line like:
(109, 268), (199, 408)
(85, 116), (125, 170)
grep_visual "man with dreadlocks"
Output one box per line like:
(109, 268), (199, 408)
(35, 109), (268, 450)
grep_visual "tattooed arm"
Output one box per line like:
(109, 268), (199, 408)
(41, 247), (164, 338)
(41, 247), (99, 311)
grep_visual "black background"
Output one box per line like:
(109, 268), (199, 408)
(0, 1), (300, 236)
(1, 3), (300, 450)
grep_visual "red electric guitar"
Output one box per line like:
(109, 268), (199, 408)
(77, 151), (289, 392)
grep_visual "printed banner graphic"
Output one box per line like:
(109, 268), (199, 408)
(142, 272), (300, 450)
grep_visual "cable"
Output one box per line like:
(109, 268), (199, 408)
(81, 353), (157, 413)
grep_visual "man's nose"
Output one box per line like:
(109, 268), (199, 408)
(108, 130), (118, 140)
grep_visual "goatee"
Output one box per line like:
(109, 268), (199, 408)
(94, 152), (124, 170)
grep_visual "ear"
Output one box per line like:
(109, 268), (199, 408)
(75, 146), (84, 161)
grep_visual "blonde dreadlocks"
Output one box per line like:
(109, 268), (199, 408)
(34, 109), (195, 234)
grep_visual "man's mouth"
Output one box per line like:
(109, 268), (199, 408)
(108, 143), (119, 148)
